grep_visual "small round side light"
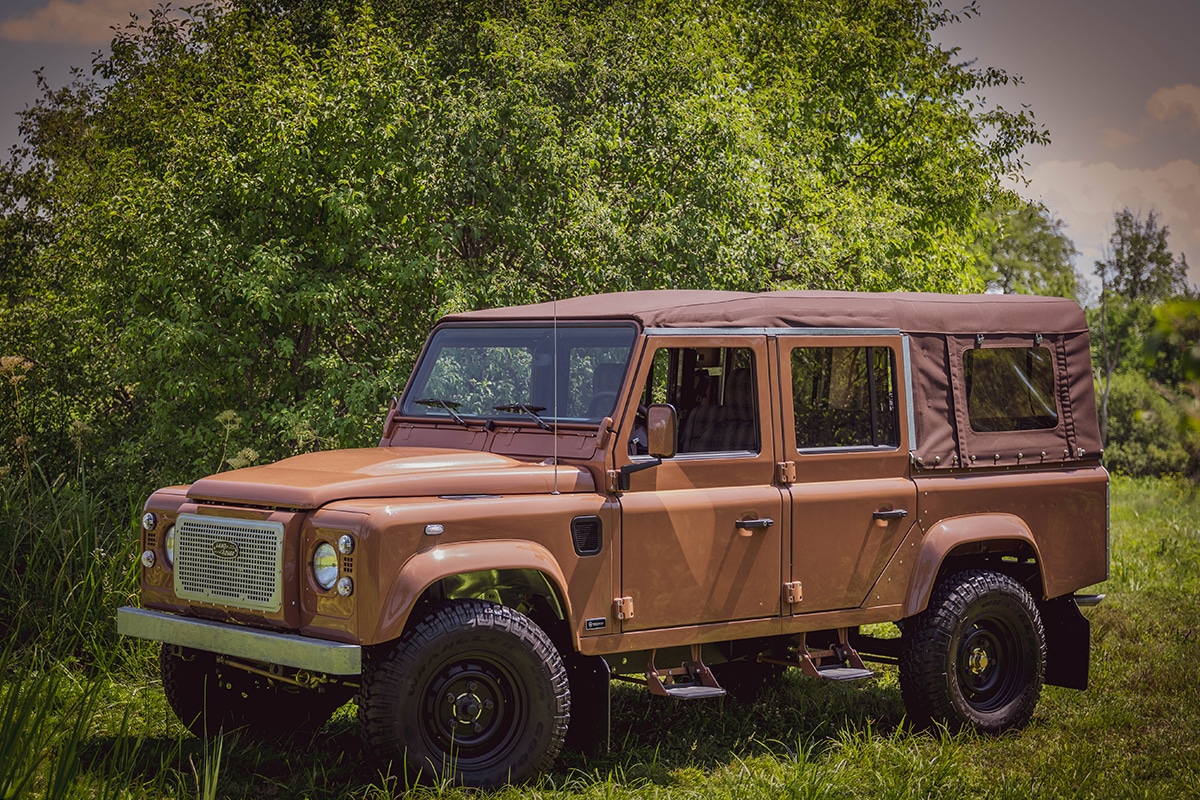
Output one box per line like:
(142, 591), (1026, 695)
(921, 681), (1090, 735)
(142, 512), (158, 532)
(337, 534), (355, 555)
(424, 523), (445, 536)
(140, 550), (156, 569)
(337, 577), (354, 597)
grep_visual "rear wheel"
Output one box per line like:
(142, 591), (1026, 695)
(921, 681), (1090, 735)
(899, 570), (1045, 733)
(358, 600), (570, 787)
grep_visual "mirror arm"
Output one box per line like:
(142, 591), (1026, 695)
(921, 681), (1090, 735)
(618, 458), (662, 490)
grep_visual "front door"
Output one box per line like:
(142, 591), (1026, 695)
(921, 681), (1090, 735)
(778, 335), (917, 613)
(616, 336), (784, 632)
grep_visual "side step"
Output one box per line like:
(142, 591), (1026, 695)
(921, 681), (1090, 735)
(816, 665), (875, 682)
(762, 628), (875, 682)
(611, 645), (728, 700)
(660, 684), (727, 700)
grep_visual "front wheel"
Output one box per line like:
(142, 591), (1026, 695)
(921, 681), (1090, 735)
(358, 600), (570, 787)
(899, 570), (1045, 733)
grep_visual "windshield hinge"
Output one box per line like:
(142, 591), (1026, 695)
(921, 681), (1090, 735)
(776, 461), (796, 485)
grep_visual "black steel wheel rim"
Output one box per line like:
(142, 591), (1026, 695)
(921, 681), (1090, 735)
(956, 615), (1024, 713)
(419, 655), (525, 767)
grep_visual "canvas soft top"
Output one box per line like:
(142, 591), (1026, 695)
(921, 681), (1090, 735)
(446, 290), (1101, 471)
(444, 290), (1089, 336)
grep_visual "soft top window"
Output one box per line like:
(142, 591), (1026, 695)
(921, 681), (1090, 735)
(964, 347), (1058, 433)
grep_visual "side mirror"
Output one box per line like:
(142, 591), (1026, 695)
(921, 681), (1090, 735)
(646, 403), (677, 459)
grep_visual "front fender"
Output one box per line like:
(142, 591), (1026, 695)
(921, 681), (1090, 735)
(903, 514), (1043, 617)
(372, 540), (572, 645)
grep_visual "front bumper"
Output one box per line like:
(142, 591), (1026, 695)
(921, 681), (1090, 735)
(117, 606), (361, 675)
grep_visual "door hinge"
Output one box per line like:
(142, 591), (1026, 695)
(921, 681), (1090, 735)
(776, 461), (796, 485)
(606, 470), (622, 493)
(614, 596), (635, 620)
(784, 581), (803, 605)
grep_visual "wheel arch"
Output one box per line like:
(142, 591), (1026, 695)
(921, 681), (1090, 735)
(371, 540), (573, 647)
(903, 514), (1045, 618)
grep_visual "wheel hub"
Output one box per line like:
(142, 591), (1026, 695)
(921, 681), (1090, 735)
(968, 646), (991, 676)
(423, 660), (520, 758)
(448, 681), (495, 730)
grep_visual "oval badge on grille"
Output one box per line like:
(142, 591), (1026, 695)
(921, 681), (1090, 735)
(212, 540), (240, 560)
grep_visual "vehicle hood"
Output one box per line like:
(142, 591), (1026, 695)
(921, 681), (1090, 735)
(187, 447), (595, 509)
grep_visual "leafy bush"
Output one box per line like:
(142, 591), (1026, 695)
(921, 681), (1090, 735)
(0, 0), (1043, 491)
(1101, 370), (1199, 478)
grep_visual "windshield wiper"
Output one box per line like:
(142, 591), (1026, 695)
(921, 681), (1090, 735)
(415, 397), (469, 427)
(493, 403), (552, 430)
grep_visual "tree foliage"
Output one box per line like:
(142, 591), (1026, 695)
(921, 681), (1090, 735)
(0, 0), (1047, 487)
(1096, 209), (1189, 303)
(1084, 207), (1200, 476)
(977, 200), (1079, 299)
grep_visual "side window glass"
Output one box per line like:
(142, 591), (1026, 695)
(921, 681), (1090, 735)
(964, 347), (1058, 432)
(630, 346), (760, 455)
(791, 347), (897, 449)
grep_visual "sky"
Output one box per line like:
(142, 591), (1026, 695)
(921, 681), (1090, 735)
(1, 0), (1198, 292)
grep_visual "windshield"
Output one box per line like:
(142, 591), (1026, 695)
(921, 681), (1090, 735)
(403, 324), (638, 425)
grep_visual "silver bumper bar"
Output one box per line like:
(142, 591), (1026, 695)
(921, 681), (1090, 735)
(117, 606), (361, 675)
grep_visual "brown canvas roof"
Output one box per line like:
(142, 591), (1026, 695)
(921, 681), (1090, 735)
(445, 290), (1089, 336)
(447, 289), (1101, 471)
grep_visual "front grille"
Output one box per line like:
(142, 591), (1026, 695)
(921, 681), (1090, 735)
(174, 513), (284, 612)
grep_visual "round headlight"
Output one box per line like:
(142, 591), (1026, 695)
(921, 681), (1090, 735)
(142, 512), (157, 532)
(312, 542), (338, 590)
(163, 525), (176, 567)
(337, 534), (355, 555)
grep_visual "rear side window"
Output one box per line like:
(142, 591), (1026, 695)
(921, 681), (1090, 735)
(963, 347), (1058, 432)
(791, 347), (897, 449)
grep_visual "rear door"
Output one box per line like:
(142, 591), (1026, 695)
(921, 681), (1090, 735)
(777, 333), (917, 613)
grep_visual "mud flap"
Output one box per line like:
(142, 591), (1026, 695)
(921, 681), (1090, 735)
(563, 653), (611, 756)
(1039, 595), (1090, 690)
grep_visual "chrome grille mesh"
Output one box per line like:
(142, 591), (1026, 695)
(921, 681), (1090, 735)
(174, 513), (284, 612)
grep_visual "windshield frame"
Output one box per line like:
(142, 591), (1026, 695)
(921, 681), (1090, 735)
(400, 321), (641, 428)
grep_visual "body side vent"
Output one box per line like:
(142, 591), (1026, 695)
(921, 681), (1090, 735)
(571, 516), (603, 556)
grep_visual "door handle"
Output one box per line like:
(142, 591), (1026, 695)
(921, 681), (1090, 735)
(872, 508), (909, 521)
(735, 518), (775, 530)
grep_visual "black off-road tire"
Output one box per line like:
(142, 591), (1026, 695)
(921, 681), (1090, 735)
(160, 645), (352, 740)
(358, 600), (570, 788)
(899, 570), (1046, 734)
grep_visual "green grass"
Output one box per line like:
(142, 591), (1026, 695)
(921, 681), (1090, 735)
(4, 474), (1200, 798)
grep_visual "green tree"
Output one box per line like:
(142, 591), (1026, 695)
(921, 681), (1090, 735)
(978, 200), (1079, 298)
(1093, 208), (1191, 442)
(0, 0), (1048, 488)
(1097, 209), (1189, 302)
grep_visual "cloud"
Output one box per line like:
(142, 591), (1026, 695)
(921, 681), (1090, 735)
(1146, 84), (1200, 132)
(1024, 158), (1200, 287)
(0, 0), (140, 45)
(1101, 128), (1138, 150)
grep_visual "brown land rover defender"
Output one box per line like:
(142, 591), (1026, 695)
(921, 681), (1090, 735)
(119, 290), (1107, 786)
